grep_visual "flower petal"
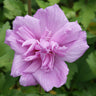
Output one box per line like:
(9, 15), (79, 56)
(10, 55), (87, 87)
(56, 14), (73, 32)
(23, 59), (41, 73)
(51, 21), (82, 45)
(40, 53), (54, 72)
(5, 29), (26, 54)
(16, 26), (35, 40)
(63, 31), (89, 63)
(34, 4), (68, 35)
(11, 54), (30, 77)
(13, 15), (41, 39)
(50, 41), (67, 56)
(33, 58), (69, 92)
(19, 74), (38, 86)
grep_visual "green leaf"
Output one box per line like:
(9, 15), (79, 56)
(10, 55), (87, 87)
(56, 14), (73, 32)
(0, 22), (10, 43)
(72, 83), (96, 96)
(87, 32), (96, 44)
(73, 1), (96, 29)
(26, 94), (39, 96)
(62, 7), (75, 19)
(0, 22), (3, 28)
(3, 0), (25, 19)
(73, 2), (83, 11)
(74, 46), (96, 82)
(66, 63), (78, 89)
(7, 90), (25, 96)
(0, 73), (5, 91)
(80, 7), (95, 29)
(0, 49), (14, 71)
(86, 51), (96, 76)
(2, 72), (18, 95)
(0, 43), (9, 57)
(36, 0), (50, 9)
(0, 0), (3, 4)
(48, 0), (60, 5)
(87, 22), (96, 35)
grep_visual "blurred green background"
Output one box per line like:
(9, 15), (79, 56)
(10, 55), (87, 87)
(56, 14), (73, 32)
(0, 0), (96, 96)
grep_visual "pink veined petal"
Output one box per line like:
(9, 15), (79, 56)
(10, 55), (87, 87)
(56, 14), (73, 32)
(13, 15), (41, 39)
(11, 54), (30, 77)
(40, 53), (54, 71)
(23, 59), (41, 73)
(16, 26), (35, 40)
(5, 29), (26, 54)
(24, 40), (37, 56)
(19, 73), (38, 86)
(54, 57), (69, 87)
(13, 16), (24, 31)
(22, 39), (36, 47)
(24, 55), (38, 61)
(63, 31), (89, 63)
(33, 58), (69, 92)
(40, 39), (49, 49)
(50, 41), (67, 56)
(34, 4), (68, 36)
(51, 21), (82, 46)
(24, 15), (41, 39)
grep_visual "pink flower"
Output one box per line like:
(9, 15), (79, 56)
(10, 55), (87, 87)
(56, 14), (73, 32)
(5, 4), (89, 91)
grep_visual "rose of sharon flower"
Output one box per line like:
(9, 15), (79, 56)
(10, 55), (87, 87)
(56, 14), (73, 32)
(5, 4), (89, 91)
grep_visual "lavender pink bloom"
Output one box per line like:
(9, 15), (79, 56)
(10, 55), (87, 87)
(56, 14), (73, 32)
(5, 4), (89, 91)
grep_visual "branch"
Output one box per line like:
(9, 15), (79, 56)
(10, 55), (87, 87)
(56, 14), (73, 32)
(28, 0), (32, 15)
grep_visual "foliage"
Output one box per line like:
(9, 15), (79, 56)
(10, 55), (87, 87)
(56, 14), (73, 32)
(3, 0), (26, 20)
(0, 0), (96, 96)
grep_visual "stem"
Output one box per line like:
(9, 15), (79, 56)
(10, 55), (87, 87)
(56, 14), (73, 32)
(28, 0), (32, 15)
(68, 0), (73, 8)
(85, 0), (88, 4)
(39, 85), (42, 94)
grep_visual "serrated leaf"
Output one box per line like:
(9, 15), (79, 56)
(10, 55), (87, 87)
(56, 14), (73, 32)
(48, 0), (60, 5)
(87, 32), (96, 44)
(73, 83), (96, 96)
(2, 72), (18, 95)
(73, 1), (83, 11)
(86, 51), (96, 76)
(80, 7), (95, 29)
(74, 47), (96, 82)
(26, 94), (39, 96)
(0, 49), (14, 71)
(0, 22), (3, 28)
(0, 0), (3, 3)
(3, 0), (25, 19)
(66, 63), (78, 89)
(36, 0), (50, 9)
(73, 0), (96, 29)
(0, 73), (5, 90)
(87, 22), (96, 35)
(0, 22), (10, 43)
(0, 42), (10, 57)
(62, 7), (75, 19)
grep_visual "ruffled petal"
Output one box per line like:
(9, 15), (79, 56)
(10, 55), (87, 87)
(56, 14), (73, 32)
(51, 21), (81, 46)
(33, 58), (69, 92)
(23, 59), (41, 73)
(63, 31), (89, 63)
(19, 74), (38, 86)
(40, 53), (54, 72)
(11, 54), (30, 77)
(34, 4), (68, 36)
(13, 15), (41, 39)
(13, 16), (24, 31)
(16, 26), (35, 40)
(50, 41), (67, 56)
(5, 29), (26, 54)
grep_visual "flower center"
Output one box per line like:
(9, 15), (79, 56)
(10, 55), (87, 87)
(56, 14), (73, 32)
(22, 39), (67, 72)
